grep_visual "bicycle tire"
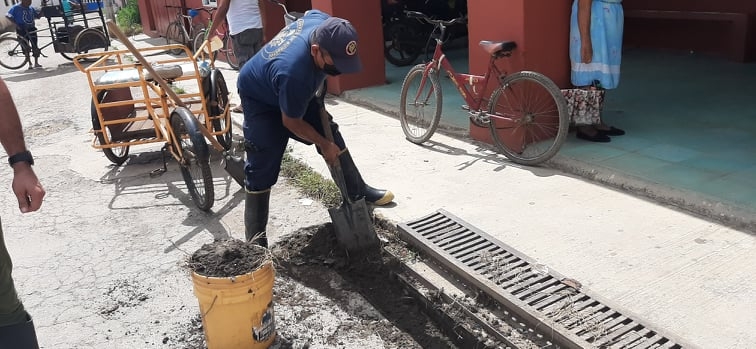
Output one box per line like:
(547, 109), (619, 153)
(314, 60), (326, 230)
(208, 69), (232, 149)
(165, 22), (186, 55)
(384, 20), (422, 67)
(170, 106), (214, 211)
(0, 36), (30, 70)
(91, 90), (130, 165)
(223, 35), (239, 70)
(487, 71), (569, 166)
(399, 63), (442, 144)
(192, 29), (217, 61)
(190, 24), (206, 53)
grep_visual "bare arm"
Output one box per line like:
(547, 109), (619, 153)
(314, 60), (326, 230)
(577, 0), (592, 63)
(207, 0), (231, 41)
(281, 112), (340, 165)
(0, 78), (45, 213)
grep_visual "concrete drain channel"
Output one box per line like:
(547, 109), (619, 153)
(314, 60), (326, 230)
(396, 209), (698, 349)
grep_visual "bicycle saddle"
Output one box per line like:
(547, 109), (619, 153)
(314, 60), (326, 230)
(479, 40), (517, 57)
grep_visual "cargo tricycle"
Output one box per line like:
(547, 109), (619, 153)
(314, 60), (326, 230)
(73, 21), (238, 211)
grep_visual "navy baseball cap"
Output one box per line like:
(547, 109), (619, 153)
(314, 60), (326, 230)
(313, 17), (362, 74)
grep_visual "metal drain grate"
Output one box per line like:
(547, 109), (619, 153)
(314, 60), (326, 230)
(398, 209), (697, 349)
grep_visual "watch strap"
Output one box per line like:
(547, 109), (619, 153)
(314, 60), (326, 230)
(8, 150), (34, 167)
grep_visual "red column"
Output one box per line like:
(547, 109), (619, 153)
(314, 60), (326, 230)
(467, 0), (570, 143)
(310, 0), (385, 95)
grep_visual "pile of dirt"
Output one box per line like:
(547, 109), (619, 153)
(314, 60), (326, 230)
(189, 239), (270, 277)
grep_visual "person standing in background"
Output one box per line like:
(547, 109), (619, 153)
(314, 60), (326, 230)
(6, 0), (42, 70)
(0, 77), (46, 348)
(569, 0), (626, 142)
(206, 0), (264, 113)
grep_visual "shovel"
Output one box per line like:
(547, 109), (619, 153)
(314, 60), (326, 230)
(104, 20), (246, 186)
(319, 107), (380, 252)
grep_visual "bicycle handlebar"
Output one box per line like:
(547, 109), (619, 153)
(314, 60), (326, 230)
(405, 11), (466, 27)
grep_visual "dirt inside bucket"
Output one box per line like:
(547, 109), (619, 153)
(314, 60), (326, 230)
(189, 239), (269, 277)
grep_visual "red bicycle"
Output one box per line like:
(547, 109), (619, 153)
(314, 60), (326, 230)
(399, 11), (568, 166)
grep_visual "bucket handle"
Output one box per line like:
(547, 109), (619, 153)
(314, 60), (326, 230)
(201, 295), (219, 319)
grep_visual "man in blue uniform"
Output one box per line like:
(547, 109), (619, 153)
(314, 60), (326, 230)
(237, 10), (393, 247)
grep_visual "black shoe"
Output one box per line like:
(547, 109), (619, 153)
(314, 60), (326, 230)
(576, 130), (611, 143)
(598, 126), (625, 136)
(245, 190), (270, 247)
(338, 149), (394, 205)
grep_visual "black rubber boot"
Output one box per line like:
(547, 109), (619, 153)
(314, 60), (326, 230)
(0, 315), (40, 349)
(338, 149), (394, 206)
(245, 189), (270, 247)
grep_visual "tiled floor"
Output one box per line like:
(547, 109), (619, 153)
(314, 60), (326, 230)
(345, 47), (756, 217)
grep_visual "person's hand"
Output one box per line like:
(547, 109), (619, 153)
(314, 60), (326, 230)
(11, 165), (45, 213)
(580, 40), (593, 63)
(320, 141), (341, 167)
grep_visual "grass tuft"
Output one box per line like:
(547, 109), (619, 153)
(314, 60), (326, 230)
(280, 148), (341, 207)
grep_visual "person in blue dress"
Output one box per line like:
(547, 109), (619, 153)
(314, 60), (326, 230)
(236, 10), (394, 247)
(570, 0), (625, 142)
(6, 0), (42, 69)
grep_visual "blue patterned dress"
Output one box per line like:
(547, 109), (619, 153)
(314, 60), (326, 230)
(569, 0), (624, 89)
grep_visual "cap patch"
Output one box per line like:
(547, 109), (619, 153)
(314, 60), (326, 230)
(345, 41), (357, 56)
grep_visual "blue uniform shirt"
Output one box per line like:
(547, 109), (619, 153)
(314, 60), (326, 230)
(237, 10), (329, 119)
(6, 4), (39, 29)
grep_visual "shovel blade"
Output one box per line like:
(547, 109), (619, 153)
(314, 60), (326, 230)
(328, 197), (379, 251)
(222, 151), (245, 187)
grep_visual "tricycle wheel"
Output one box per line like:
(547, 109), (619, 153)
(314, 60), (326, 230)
(92, 90), (130, 165)
(208, 69), (232, 150)
(74, 28), (110, 60)
(0, 36), (30, 70)
(170, 107), (214, 211)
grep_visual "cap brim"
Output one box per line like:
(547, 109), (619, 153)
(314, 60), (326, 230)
(332, 55), (362, 75)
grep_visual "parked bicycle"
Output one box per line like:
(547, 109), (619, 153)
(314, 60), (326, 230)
(191, 6), (238, 70)
(398, 11), (568, 166)
(164, 5), (205, 55)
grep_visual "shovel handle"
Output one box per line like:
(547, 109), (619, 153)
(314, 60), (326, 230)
(318, 105), (352, 204)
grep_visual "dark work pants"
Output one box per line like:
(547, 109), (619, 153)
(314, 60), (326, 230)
(0, 217), (29, 327)
(16, 27), (39, 58)
(241, 97), (346, 192)
(231, 27), (263, 70)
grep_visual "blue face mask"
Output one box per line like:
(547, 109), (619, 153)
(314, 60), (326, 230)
(320, 51), (341, 76)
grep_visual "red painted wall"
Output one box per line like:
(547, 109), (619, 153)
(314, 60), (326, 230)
(310, 0), (385, 95)
(468, 0), (570, 89)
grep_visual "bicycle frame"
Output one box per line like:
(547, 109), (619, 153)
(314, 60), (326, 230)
(415, 26), (507, 115)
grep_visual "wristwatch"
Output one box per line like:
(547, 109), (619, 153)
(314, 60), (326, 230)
(8, 150), (34, 167)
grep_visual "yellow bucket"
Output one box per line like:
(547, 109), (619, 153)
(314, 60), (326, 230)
(192, 261), (276, 349)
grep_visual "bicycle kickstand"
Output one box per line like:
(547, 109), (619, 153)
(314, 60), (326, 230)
(150, 144), (170, 177)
